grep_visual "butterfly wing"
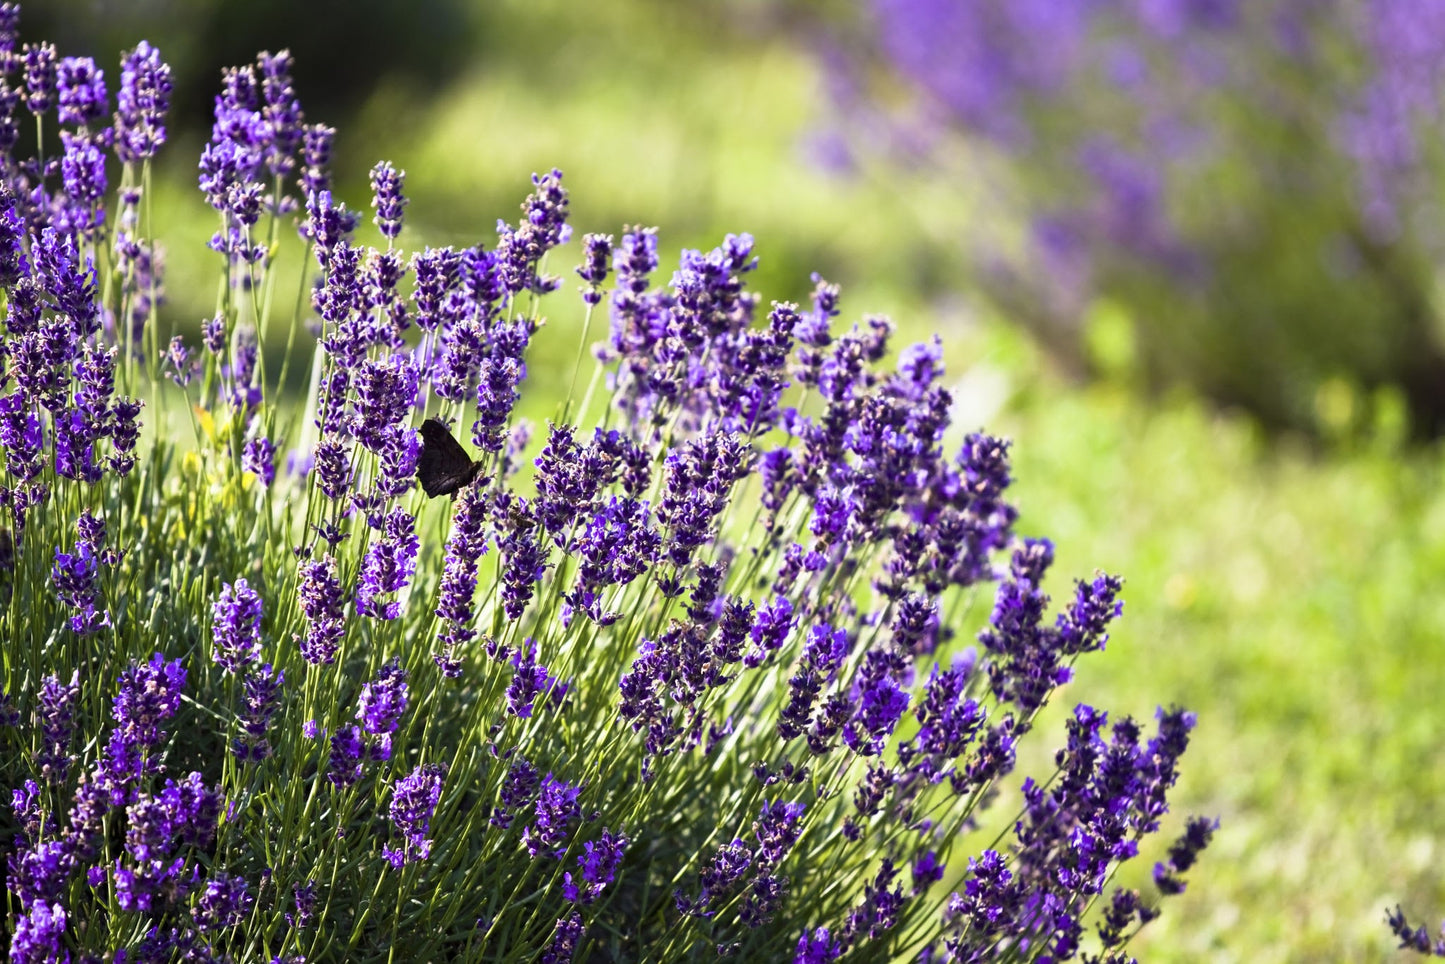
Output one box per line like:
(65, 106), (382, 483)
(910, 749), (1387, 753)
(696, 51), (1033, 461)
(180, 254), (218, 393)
(417, 418), (478, 498)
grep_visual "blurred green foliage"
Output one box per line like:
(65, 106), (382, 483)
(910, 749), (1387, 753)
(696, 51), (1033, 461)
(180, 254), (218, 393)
(78, 0), (1445, 958)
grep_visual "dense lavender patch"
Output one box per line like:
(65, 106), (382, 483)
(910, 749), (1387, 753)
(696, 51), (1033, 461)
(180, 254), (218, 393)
(0, 7), (1214, 961)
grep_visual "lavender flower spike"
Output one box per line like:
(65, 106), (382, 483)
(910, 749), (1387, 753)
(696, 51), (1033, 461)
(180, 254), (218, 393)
(212, 577), (264, 673)
(371, 160), (407, 239)
(383, 762), (447, 869)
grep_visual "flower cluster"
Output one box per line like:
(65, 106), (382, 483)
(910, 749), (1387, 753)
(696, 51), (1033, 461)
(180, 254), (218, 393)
(383, 762), (446, 868)
(0, 13), (1215, 962)
(5, 652), (238, 961)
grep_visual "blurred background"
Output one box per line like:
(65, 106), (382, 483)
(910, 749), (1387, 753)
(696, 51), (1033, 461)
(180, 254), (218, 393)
(30, 0), (1445, 958)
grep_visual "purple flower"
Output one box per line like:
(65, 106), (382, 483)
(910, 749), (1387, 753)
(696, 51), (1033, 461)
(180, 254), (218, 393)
(0, 391), (44, 482)
(23, 42), (57, 115)
(521, 774), (583, 859)
(326, 725), (365, 789)
(351, 354), (419, 453)
(61, 508), (97, 555)
(162, 336), (197, 386)
(676, 838), (753, 919)
(109, 397), (143, 476)
(657, 432), (750, 568)
(382, 762), (446, 869)
(607, 226), (661, 358)
(506, 640), (567, 719)
(110, 653), (186, 753)
(199, 60), (274, 265)
(1056, 572), (1125, 654)
(355, 507), (419, 620)
(376, 424), (419, 498)
(257, 50), (302, 178)
(809, 485), (855, 543)
(1136, 705), (1196, 831)
(0, 4), (16, 66)
(313, 437), (353, 500)
(976, 540), (1071, 714)
(299, 122), (336, 199)
(6, 831), (74, 912)
(740, 872), (789, 928)
(842, 674), (910, 757)
(540, 911), (584, 964)
(243, 436), (277, 486)
(0, 191), (22, 288)
(0, 88), (14, 159)
(225, 332), (262, 411)
(794, 927), (843, 963)
(212, 577), (264, 674)
(567, 496), (658, 622)
(755, 799), (806, 866)
(912, 851), (945, 892)
(298, 554), (346, 664)
(1388, 905), (1445, 957)
(51, 542), (107, 634)
(562, 828), (628, 904)
(888, 593), (938, 655)
(497, 498), (547, 621)
(951, 849), (1020, 938)
(902, 661), (985, 782)
(57, 55), (106, 127)
(1153, 815), (1218, 895)
(234, 663), (284, 763)
(288, 880), (317, 929)
(411, 246), (462, 331)
(669, 232), (758, 344)
(114, 772), (220, 913)
(1099, 887), (1154, 948)
(35, 670), (80, 783)
(491, 757), (540, 830)
(779, 624), (847, 742)
(202, 313), (227, 354)
(576, 232), (613, 304)
(34, 223), (102, 332)
(115, 41), (172, 162)
(357, 658), (409, 737)
(370, 160), (407, 239)
(194, 872), (252, 931)
(844, 859), (904, 942)
(55, 408), (102, 484)
(951, 717), (1018, 796)
(305, 189), (358, 260)
(473, 335), (529, 453)
(432, 314), (484, 403)
(434, 482), (491, 675)
(59, 130), (108, 237)
(11, 902), (67, 964)
(745, 595), (794, 668)
(497, 168), (571, 298)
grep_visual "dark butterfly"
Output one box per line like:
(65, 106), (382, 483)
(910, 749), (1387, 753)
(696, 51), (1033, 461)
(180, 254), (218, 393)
(417, 417), (485, 498)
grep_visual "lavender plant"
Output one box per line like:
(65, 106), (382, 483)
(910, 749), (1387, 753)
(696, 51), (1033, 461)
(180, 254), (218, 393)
(0, 7), (1212, 961)
(819, 0), (1445, 436)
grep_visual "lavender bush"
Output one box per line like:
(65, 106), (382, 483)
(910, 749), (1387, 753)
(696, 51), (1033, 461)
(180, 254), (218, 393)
(0, 8), (1212, 961)
(820, 0), (1445, 436)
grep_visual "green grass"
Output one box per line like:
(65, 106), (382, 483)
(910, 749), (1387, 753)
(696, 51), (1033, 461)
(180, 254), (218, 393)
(988, 337), (1445, 961)
(133, 0), (1445, 958)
